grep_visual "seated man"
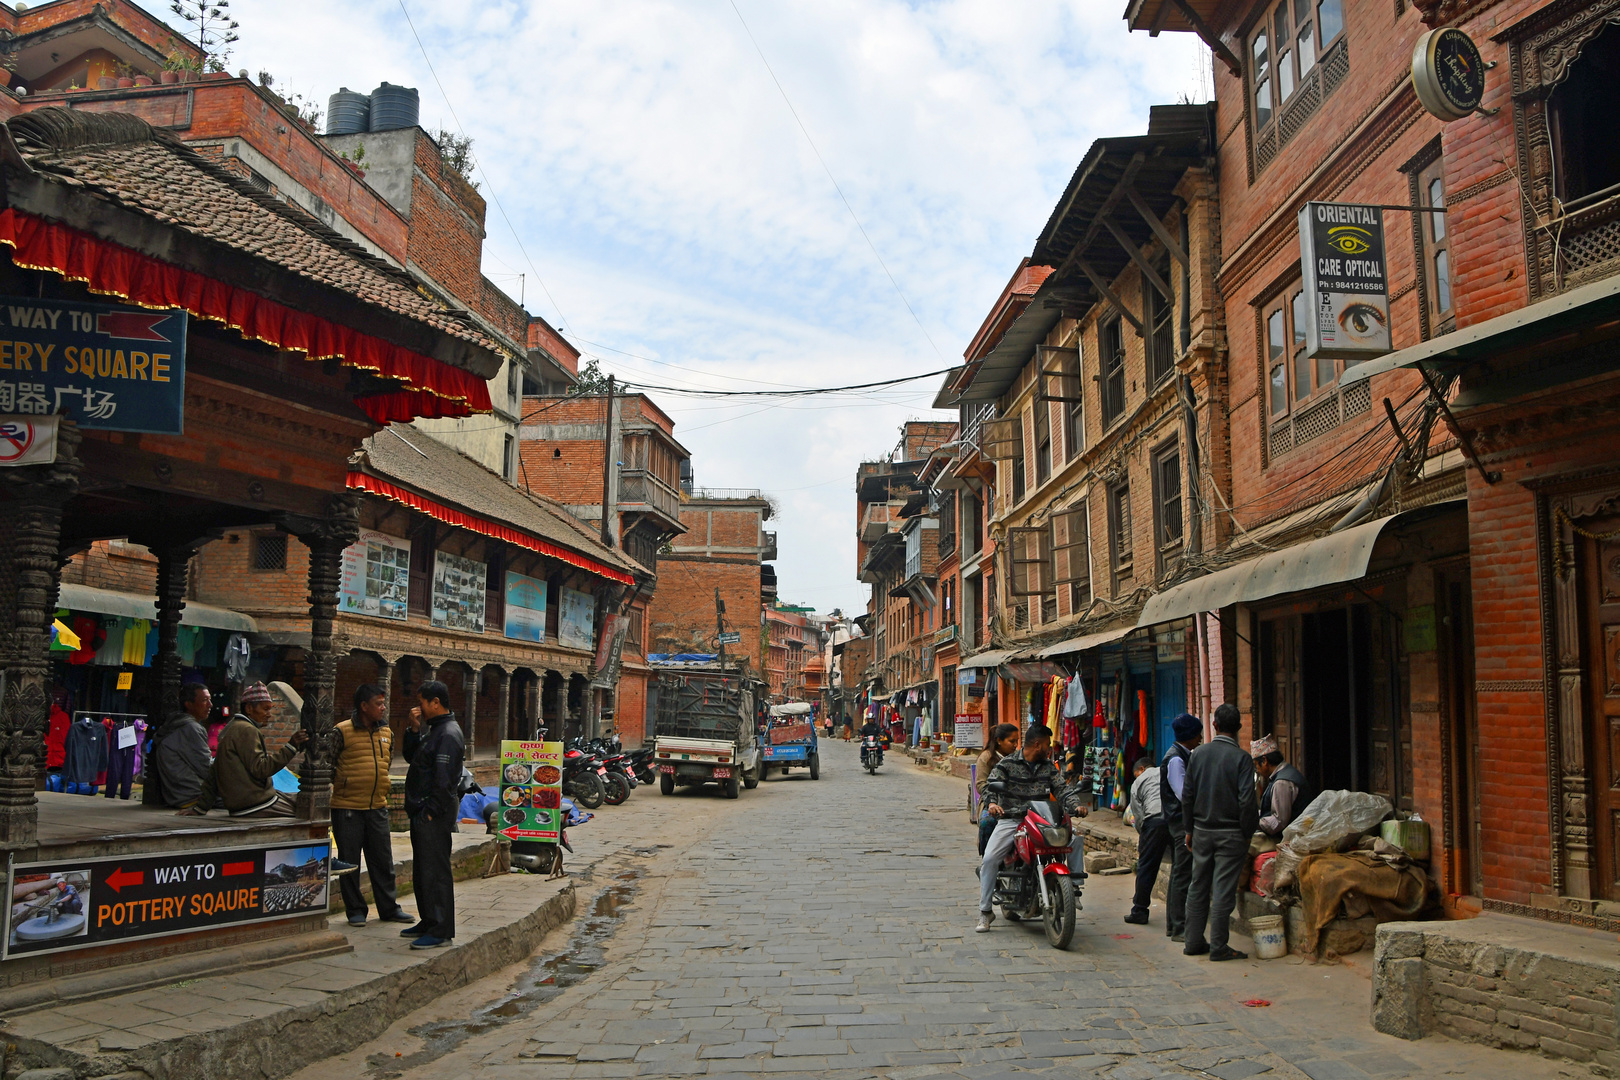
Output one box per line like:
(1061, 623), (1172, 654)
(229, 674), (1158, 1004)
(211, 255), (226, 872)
(1252, 735), (1315, 838)
(155, 682), (215, 813)
(213, 682), (307, 817)
(975, 723), (1086, 933)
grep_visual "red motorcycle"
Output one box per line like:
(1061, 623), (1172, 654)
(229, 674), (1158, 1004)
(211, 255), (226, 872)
(984, 780), (1084, 949)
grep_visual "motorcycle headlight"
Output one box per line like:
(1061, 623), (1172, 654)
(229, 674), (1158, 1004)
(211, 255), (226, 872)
(1038, 825), (1071, 848)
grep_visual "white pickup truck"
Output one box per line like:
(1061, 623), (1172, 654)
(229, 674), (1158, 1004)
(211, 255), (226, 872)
(652, 664), (764, 799)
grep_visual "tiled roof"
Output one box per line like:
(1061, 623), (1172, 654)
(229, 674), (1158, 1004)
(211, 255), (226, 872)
(5, 108), (502, 358)
(359, 427), (643, 580)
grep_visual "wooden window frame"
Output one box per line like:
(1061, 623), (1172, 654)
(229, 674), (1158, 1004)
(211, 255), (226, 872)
(1263, 277), (1351, 423)
(1152, 442), (1184, 575)
(1247, 0), (1348, 175)
(1147, 251), (1177, 388)
(1107, 480), (1133, 591)
(1052, 500), (1091, 614)
(252, 532), (287, 572)
(1100, 318), (1127, 428)
(1063, 339), (1084, 462)
(1008, 526), (1051, 598)
(1033, 386), (1052, 487)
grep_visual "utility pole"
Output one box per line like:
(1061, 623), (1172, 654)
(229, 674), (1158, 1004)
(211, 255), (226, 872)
(600, 374), (616, 548)
(715, 588), (727, 668)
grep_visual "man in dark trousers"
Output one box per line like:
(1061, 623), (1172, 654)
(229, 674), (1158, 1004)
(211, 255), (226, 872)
(332, 683), (414, 928)
(1160, 712), (1203, 941)
(1123, 757), (1164, 926)
(400, 680), (464, 950)
(1180, 703), (1258, 961)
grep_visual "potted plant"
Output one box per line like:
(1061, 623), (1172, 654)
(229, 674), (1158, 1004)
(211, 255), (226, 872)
(134, 75), (153, 87)
(97, 76), (117, 90)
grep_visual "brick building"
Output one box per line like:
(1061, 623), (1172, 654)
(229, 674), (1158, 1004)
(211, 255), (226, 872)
(764, 604), (821, 702)
(518, 392), (689, 747)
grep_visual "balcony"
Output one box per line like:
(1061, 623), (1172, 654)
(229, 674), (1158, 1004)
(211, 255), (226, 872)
(762, 531), (778, 561)
(860, 502), (895, 543)
(619, 468), (683, 532)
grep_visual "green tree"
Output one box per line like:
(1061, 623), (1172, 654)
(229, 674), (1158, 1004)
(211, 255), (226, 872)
(568, 357), (615, 396)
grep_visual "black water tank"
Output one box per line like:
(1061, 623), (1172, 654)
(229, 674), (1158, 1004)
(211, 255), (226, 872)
(326, 88), (369, 135)
(369, 82), (420, 132)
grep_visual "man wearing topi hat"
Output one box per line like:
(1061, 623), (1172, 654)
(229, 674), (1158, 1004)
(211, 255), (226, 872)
(1251, 734), (1315, 838)
(213, 681), (307, 817)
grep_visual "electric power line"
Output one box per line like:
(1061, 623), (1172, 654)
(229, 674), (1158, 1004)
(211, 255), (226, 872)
(620, 366), (957, 398)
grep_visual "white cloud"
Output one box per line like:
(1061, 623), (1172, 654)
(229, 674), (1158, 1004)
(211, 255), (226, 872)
(225, 0), (1210, 616)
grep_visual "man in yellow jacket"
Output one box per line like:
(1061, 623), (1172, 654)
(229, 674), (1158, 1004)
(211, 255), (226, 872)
(332, 683), (414, 928)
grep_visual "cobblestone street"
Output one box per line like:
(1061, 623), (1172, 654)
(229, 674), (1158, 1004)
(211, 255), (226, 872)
(295, 744), (1583, 1080)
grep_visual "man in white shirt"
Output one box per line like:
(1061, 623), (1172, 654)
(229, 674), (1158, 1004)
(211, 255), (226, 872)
(1125, 757), (1165, 925)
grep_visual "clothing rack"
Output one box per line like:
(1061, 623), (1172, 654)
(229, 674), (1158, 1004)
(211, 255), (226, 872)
(73, 711), (147, 723)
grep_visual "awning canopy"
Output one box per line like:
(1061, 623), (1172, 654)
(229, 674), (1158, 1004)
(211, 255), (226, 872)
(1340, 274), (1620, 389)
(959, 648), (1020, 669)
(1136, 514), (1399, 628)
(58, 583), (258, 633)
(1035, 624), (1137, 658)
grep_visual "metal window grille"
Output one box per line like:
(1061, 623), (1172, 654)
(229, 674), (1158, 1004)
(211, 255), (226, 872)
(253, 533), (287, 571)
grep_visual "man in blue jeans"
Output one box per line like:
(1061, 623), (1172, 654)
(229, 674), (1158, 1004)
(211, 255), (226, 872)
(1179, 704), (1259, 961)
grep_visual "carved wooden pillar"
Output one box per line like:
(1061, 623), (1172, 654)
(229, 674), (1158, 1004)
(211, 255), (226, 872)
(526, 678), (541, 741)
(0, 424), (80, 849)
(287, 495), (360, 822)
(463, 667), (478, 757)
(495, 668), (511, 743)
(1553, 494), (1590, 897)
(154, 545), (197, 721)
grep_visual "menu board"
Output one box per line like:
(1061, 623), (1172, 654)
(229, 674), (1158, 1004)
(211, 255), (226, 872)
(558, 587), (595, 651)
(431, 550), (487, 633)
(504, 572), (548, 642)
(338, 530), (411, 621)
(498, 740), (563, 842)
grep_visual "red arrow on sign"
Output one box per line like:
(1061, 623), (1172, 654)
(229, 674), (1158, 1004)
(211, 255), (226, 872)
(104, 867), (144, 893)
(95, 311), (172, 342)
(221, 861), (255, 877)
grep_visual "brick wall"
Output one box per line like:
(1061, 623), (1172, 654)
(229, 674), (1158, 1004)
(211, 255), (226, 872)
(647, 556), (764, 674)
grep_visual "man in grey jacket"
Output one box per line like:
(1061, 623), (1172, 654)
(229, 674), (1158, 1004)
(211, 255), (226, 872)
(154, 683), (214, 813)
(1179, 703), (1259, 961)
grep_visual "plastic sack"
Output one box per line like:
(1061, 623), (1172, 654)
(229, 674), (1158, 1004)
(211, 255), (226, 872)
(1252, 851), (1280, 896)
(1271, 790), (1392, 893)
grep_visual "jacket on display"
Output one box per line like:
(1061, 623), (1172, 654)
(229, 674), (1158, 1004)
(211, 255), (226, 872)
(63, 716), (107, 784)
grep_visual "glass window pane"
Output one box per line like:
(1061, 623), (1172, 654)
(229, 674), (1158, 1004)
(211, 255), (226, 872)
(1275, 3), (1290, 41)
(1428, 177), (1446, 241)
(1268, 309), (1286, 361)
(1290, 291), (1308, 348)
(1294, 349), (1312, 400)
(1256, 78), (1272, 126)
(1279, 49), (1295, 99)
(1435, 250), (1452, 313)
(1294, 0), (1311, 23)
(1298, 25), (1316, 74)
(1271, 364), (1288, 416)
(1317, 354), (1336, 389)
(1318, 0), (1343, 43)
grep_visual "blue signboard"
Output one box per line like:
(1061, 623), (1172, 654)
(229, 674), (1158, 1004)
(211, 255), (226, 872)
(0, 296), (187, 434)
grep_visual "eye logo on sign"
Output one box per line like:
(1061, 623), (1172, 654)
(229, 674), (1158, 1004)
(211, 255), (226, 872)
(1327, 226), (1372, 256)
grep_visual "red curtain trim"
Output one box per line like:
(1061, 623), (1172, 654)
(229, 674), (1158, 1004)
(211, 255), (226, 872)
(346, 471), (636, 586)
(0, 208), (494, 422)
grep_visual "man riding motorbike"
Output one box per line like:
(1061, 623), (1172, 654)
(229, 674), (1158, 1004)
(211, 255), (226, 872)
(859, 716), (886, 769)
(976, 722), (1087, 933)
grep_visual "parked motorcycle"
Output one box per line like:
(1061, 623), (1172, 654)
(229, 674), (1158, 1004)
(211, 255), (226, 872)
(982, 779), (1085, 949)
(574, 738), (635, 805)
(562, 747), (606, 809)
(860, 734), (884, 774)
(625, 746), (657, 786)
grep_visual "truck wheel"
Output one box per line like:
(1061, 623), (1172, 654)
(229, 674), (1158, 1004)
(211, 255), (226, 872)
(809, 754), (820, 780)
(721, 776), (741, 799)
(659, 772), (675, 796)
(743, 766), (760, 790)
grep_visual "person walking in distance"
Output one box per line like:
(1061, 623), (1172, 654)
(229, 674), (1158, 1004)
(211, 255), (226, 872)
(1160, 713), (1203, 941)
(1179, 704), (1258, 961)
(400, 681), (464, 949)
(331, 683), (414, 928)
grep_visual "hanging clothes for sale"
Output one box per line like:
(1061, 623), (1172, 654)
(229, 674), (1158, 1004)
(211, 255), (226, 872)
(93, 618), (126, 666)
(62, 715), (108, 790)
(45, 704), (70, 769)
(1062, 673), (1089, 718)
(68, 616), (104, 665)
(1137, 689), (1149, 748)
(224, 634), (251, 681)
(121, 618), (151, 666)
(176, 625), (202, 667)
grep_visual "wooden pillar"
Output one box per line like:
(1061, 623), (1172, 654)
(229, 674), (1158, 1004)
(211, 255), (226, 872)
(154, 545), (196, 720)
(526, 677), (541, 741)
(287, 494), (360, 822)
(0, 424), (80, 849)
(464, 667), (478, 757)
(496, 668), (511, 743)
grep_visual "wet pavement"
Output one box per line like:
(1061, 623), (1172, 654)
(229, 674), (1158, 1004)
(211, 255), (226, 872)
(295, 741), (1587, 1080)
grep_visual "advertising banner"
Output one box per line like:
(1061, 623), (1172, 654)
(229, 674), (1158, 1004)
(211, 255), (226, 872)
(1299, 202), (1391, 361)
(591, 613), (628, 688)
(0, 297), (187, 434)
(954, 715), (985, 750)
(497, 740), (563, 842)
(558, 587), (595, 651)
(4, 841), (329, 959)
(338, 529), (412, 621)
(503, 572), (548, 642)
(431, 550), (487, 633)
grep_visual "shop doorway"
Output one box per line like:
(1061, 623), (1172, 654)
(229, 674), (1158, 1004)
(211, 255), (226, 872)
(1579, 521), (1620, 900)
(1443, 571), (1481, 897)
(1259, 606), (1374, 795)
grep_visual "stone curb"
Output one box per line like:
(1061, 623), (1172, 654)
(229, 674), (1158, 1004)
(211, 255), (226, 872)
(7, 879), (577, 1080)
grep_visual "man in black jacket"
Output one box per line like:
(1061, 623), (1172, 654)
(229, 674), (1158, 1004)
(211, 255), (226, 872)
(975, 724), (1086, 933)
(1179, 703), (1258, 961)
(1252, 735), (1315, 837)
(1159, 712), (1203, 940)
(400, 680), (464, 950)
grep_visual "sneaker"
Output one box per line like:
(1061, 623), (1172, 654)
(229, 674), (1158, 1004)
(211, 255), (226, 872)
(1183, 941), (1210, 956)
(399, 923), (430, 938)
(380, 910), (416, 924)
(1123, 911), (1150, 925)
(1209, 946), (1248, 962)
(1170, 931), (1186, 943)
(331, 859), (359, 876)
(346, 914), (367, 927)
(974, 911), (996, 933)
(410, 935), (453, 949)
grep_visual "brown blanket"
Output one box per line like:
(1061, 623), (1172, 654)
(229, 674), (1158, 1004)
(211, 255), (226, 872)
(1296, 850), (1428, 953)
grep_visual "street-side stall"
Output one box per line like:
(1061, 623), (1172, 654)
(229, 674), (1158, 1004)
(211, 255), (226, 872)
(0, 108), (501, 995)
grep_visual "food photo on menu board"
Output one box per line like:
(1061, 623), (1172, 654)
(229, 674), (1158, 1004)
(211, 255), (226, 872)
(498, 741), (563, 842)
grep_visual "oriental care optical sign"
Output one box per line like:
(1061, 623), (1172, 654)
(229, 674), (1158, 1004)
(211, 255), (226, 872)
(3, 841), (329, 959)
(1298, 202), (1392, 362)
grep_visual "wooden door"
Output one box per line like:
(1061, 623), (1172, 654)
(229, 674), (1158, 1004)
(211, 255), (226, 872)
(1581, 522), (1620, 900)
(1444, 575), (1481, 896)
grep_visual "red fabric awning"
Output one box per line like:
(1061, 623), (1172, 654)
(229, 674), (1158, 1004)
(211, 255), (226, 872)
(0, 209), (493, 422)
(346, 471), (637, 586)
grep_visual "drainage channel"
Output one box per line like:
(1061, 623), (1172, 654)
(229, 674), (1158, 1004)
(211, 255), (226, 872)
(365, 867), (644, 1078)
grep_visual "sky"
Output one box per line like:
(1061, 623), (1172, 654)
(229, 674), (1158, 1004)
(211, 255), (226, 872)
(212, 0), (1212, 618)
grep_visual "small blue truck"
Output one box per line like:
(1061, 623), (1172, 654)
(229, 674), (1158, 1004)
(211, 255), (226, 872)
(759, 701), (820, 781)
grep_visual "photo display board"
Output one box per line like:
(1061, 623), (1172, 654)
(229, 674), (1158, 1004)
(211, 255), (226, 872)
(504, 572), (548, 642)
(338, 529), (412, 621)
(558, 587), (595, 651)
(431, 550), (487, 633)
